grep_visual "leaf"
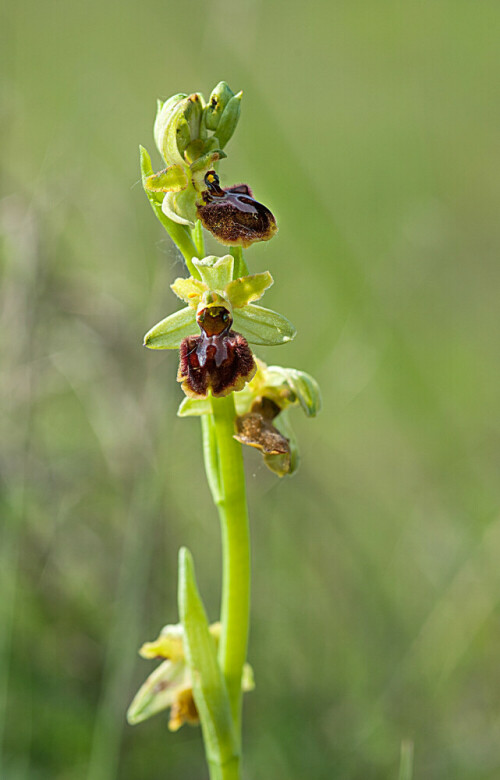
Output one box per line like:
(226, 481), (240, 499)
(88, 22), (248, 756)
(225, 272), (273, 308)
(232, 304), (296, 346)
(144, 307), (197, 349)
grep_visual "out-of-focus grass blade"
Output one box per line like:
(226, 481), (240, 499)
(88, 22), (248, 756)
(398, 740), (414, 780)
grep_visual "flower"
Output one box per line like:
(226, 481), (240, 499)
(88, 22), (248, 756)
(196, 172), (277, 248)
(178, 359), (322, 476)
(144, 255), (296, 398)
(126, 622), (254, 730)
(141, 87), (277, 246)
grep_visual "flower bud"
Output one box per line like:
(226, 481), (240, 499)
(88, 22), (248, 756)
(204, 81), (235, 131)
(215, 92), (242, 149)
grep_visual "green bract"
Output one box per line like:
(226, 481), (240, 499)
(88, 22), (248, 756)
(144, 255), (296, 349)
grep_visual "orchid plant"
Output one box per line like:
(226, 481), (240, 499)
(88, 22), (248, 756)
(127, 83), (321, 780)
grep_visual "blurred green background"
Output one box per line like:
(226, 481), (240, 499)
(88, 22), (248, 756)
(2, 1), (500, 778)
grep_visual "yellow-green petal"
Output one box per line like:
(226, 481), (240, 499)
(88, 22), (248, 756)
(139, 623), (185, 661)
(171, 276), (207, 306)
(225, 272), (273, 308)
(144, 165), (189, 193)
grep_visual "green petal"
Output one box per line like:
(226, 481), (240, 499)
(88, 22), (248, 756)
(225, 272), (273, 308)
(242, 663), (255, 692)
(232, 305), (296, 346)
(193, 255), (234, 290)
(126, 659), (188, 725)
(171, 276), (207, 306)
(139, 623), (185, 661)
(144, 165), (188, 193)
(144, 307), (197, 349)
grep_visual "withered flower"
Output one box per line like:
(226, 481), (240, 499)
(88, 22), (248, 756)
(179, 359), (321, 476)
(127, 622), (254, 730)
(196, 171), (277, 248)
(234, 396), (292, 475)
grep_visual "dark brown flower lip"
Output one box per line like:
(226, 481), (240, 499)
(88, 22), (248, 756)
(178, 330), (256, 398)
(196, 171), (277, 248)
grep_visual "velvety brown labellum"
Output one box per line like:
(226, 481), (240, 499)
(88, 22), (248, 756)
(196, 171), (277, 248)
(178, 329), (256, 398)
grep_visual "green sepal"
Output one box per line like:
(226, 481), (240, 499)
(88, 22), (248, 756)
(126, 660), (187, 725)
(270, 410), (299, 476)
(214, 92), (242, 149)
(190, 149), (226, 175)
(154, 94), (188, 166)
(144, 165), (188, 193)
(144, 306), (197, 349)
(178, 547), (238, 767)
(265, 367), (322, 417)
(184, 93), (204, 143)
(178, 396), (213, 417)
(284, 369), (322, 417)
(171, 276), (207, 306)
(204, 81), (235, 131)
(194, 255), (234, 290)
(225, 272), (273, 308)
(163, 189), (197, 226)
(232, 304), (296, 346)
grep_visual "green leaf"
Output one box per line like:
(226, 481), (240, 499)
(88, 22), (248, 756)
(144, 306), (197, 349)
(233, 304), (296, 346)
(225, 272), (273, 308)
(194, 255), (234, 290)
(178, 547), (238, 767)
(144, 165), (188, 193)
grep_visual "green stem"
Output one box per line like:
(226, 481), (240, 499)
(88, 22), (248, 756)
(208, 757), (240, 780)
(230, 246), (249, 278)
(210, 394), (250, 736)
